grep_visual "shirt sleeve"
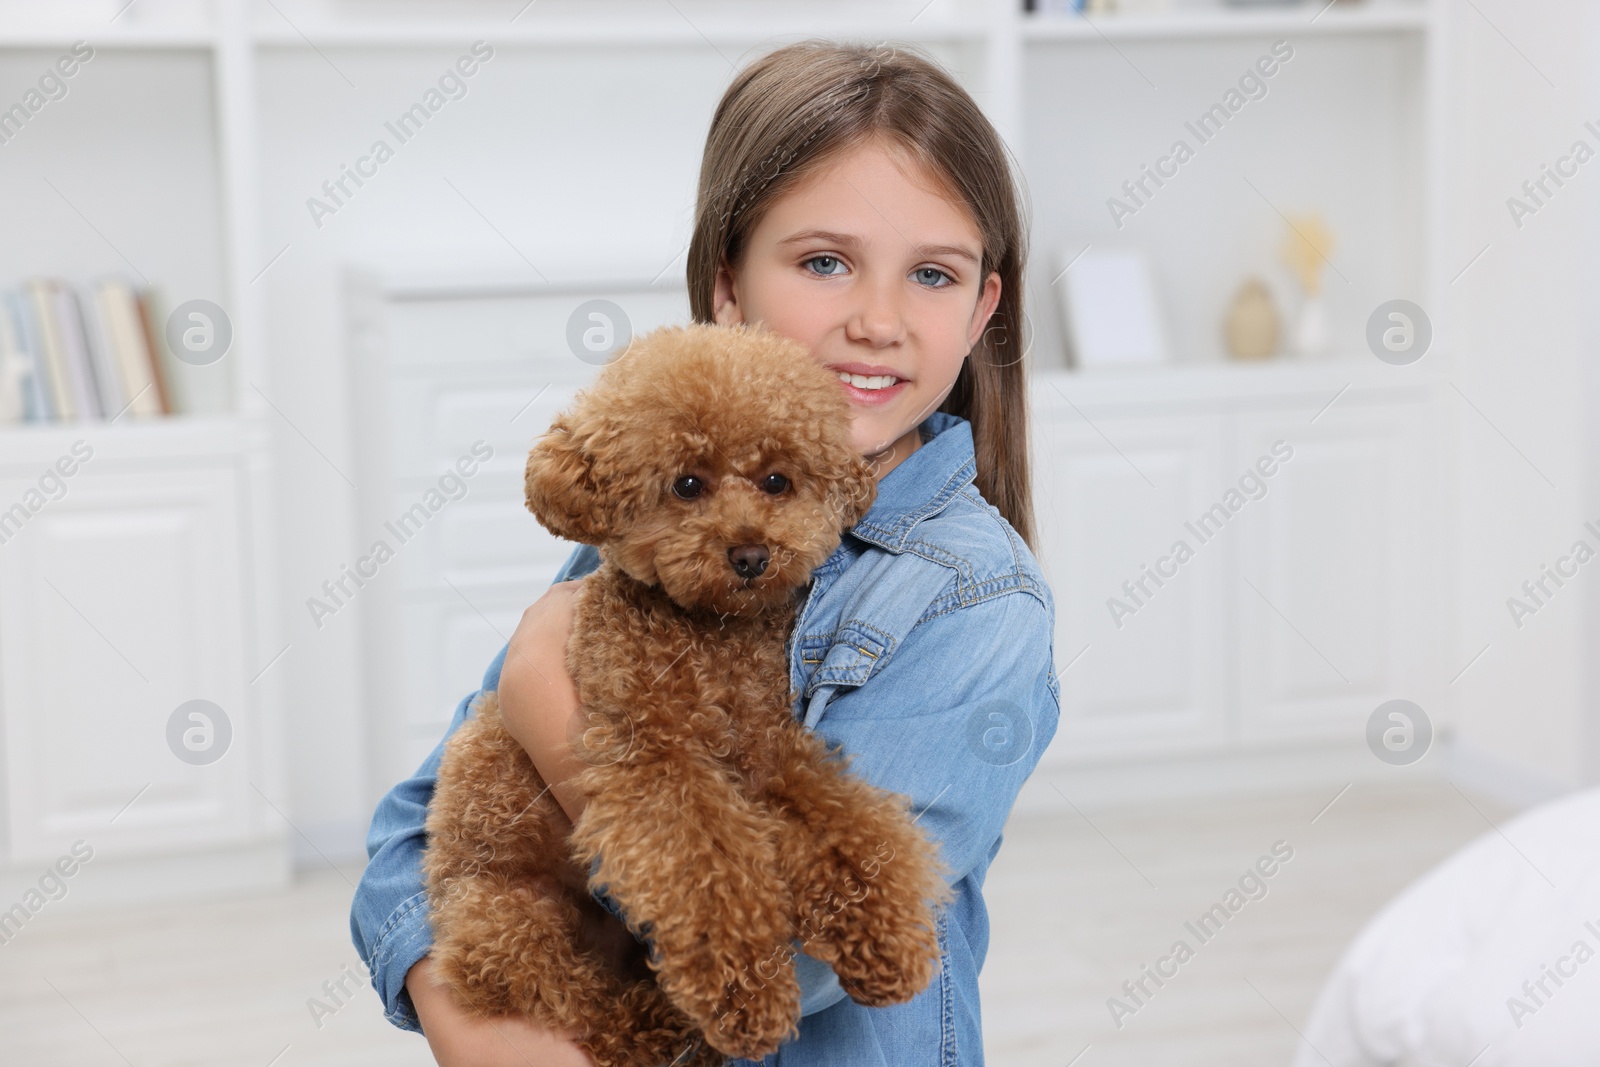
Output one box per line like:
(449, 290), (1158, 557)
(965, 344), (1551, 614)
(349, 674), (489, 1033)
(808, 588), (1061, 895)
(758, 588), (1060, 1021)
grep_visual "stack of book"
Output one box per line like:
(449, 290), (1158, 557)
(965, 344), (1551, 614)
(0, 278), (175, 424)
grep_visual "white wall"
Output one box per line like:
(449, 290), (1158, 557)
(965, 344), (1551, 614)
(1442, 0), (1598, 798)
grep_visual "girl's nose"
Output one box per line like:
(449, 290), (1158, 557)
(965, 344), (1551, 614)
(846, 277), (906, 347)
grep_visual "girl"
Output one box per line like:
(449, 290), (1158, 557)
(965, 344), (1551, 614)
(351, 40), (1060, 1067)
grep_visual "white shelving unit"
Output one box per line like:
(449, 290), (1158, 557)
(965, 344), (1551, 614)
(0, 0), (289, 901)
(0, 0), (1456, 891)
(1010, 0), (1454, 805)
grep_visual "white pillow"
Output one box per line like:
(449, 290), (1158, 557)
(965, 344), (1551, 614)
(1294, 787), (1600, 1067)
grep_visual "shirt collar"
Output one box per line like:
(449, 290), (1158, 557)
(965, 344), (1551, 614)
(848, 411), (976, 553)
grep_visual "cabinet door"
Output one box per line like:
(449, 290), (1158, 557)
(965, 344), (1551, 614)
(0, 465), (253, 863)
(1233, 399), (1435, 742)
(1032, 399), (1227, 763)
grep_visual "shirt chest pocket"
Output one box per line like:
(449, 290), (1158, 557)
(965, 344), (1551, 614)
(788, 552), (958, 729)
(793, 623), (895, 726)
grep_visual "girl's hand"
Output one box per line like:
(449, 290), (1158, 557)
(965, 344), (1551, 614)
(498, 579), (592, 827)
(405, 956), (595, 1066)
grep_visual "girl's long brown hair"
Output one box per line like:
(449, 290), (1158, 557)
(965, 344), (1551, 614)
(686, 40), (1035, 548)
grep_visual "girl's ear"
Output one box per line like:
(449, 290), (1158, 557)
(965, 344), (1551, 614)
(966, 270), (1003, 353)
(713, 259), (744, 326)
(525, 412), (612, 544)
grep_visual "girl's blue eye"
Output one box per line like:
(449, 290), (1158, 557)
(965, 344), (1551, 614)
(914, 267), (953, 288)
(805, 255), (845, 276)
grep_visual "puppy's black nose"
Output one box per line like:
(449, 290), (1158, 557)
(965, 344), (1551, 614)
(729, 544), (770, 579)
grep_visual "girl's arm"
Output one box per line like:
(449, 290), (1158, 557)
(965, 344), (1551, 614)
(774, 583), (1060, 1028)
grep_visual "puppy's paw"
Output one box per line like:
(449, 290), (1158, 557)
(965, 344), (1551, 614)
(799, 843), (947, 1007)
(698, 973), (802, 1061)
(824, 905), (942, 1007)
(655, 944), (800, 1060)
(819, 811), (952, 1006)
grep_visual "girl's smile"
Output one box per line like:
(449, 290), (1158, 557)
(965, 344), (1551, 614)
(830, 361), (912, 407)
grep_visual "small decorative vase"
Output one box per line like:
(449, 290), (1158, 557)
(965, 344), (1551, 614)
(1224, 277), (1279, 360)
(1292, 292), (1330, 358)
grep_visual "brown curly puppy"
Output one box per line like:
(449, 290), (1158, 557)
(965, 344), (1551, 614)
(423, 323), (954, 1066)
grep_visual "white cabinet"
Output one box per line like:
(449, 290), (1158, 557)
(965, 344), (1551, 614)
(1233, 400), (1436, 743)
(1031, 367), (1447, 769)
(0, 1), (287, 897)
(0, 462), (246, 860)
(1032, 406), (1228, 757)
(0, 421), (286, 896)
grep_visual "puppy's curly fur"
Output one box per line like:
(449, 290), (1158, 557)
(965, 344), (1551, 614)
(424, 324), (954, 1065)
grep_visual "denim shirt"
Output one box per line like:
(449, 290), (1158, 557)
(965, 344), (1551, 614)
(350, 410), (1061, 1065)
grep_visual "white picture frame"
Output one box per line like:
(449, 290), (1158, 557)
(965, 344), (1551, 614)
(1056, 245), (1171, 369)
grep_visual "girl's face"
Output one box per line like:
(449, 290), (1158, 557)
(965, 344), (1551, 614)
(713, 137), (1002, 478)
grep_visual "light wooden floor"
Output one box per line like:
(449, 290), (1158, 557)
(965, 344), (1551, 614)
(982, 779), (1516, 1066)
(0, 780), (1513, 1066)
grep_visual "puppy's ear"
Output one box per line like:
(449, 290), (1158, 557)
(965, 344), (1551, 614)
(525, 412), (611, 544)
(833, 454), (878, 530)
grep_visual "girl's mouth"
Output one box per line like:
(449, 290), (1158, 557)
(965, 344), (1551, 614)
(834, 370), (909, 406)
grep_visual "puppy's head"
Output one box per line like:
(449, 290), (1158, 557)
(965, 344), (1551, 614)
(526, 323), (877, 615)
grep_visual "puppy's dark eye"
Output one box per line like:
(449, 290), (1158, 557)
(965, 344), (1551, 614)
(671, 475), (705, 500)
(760, 473), (790, 495)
